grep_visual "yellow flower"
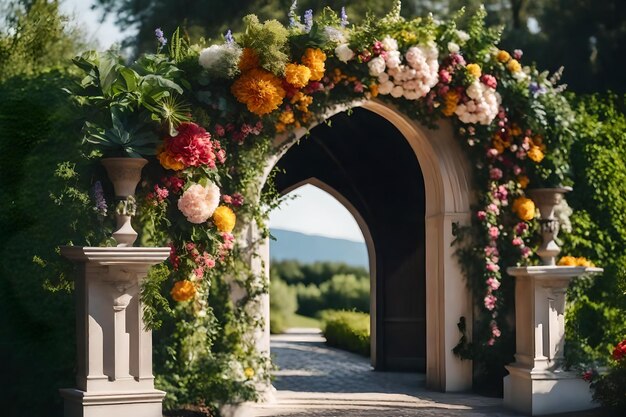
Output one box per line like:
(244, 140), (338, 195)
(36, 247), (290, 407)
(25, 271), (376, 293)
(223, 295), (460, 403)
(369, 83), (379, 98)
(278, 110), (295, 125)
(244, 367), (255, 379)
(284, 63), (311, 88)
(518, 175), (530, 189)
(239, 47), (259, 72)
(301, 48), (326, 81)
(492, 136), (507, 154)
(231, 68), (286, 116)
(576, 257), (594, 267)
(497, 50), (511, 63)
(527, 146), (545, 163)
(507, 59), (522, 73)
(158, 150), (184, 171)
(296, 95), (313, 113)
(558, 256), (578, 266)
(212, 205), (236, 233)
(466, 63), (482, 79)
(442, 91), (460, 117)
(512, 197), (536, 221)
(171, 280), (196, 302)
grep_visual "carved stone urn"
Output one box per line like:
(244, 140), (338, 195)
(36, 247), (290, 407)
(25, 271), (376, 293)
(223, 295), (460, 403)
(101, 157), (148, 247)
(527, 187), (571, 266)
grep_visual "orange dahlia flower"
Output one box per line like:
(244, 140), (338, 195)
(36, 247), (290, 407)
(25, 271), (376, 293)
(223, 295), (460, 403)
(301, 48), (326, 81)
(171, 280), (196, 302)
(231, 68), (286, 115)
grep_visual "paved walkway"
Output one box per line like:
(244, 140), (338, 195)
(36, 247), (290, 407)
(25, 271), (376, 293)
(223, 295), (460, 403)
(247, 328), (523, 417)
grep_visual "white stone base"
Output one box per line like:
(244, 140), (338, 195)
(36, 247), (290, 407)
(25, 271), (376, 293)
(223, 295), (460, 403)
(60, 388), (165, 417)
(503, 365), (596, 416)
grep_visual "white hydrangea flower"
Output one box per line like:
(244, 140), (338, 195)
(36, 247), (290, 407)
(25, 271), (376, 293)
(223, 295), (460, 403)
(199, 45), (225, 69)
(381, 36), (398, 51)
(385, 50), (402, 69)
(368, 56), (386, 76)
(198, 44), (242, 78)
(378, 80), (394, 95)
(455, 80), (501, 125)
(324, 26), (346, 43)
(335, 43), (355, 63)
(448, 41), (460, 53)
(456, 30), (470, 42)
(390, 85), (404, 98)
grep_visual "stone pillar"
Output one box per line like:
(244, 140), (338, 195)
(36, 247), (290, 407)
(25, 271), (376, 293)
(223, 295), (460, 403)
(504, 265), (602, 416)
(60, 246), (170, 417)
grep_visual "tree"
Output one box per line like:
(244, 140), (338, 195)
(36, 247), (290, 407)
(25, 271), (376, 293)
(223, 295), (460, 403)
(0, 0), (85, 81)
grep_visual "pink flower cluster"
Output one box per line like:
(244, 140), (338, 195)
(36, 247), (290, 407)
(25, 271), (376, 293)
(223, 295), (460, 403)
(146, 184), (169, 205)
(218, 232), (235, 260)
(177, 182), (220, 224)
(222, 192), (244, 207)
(164, 122), (224, 169)
(215, 121), (263, 144)
(185, 242), (216, 279)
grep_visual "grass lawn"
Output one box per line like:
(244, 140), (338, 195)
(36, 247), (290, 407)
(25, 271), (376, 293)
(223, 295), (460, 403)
(286, 313), (322, 329)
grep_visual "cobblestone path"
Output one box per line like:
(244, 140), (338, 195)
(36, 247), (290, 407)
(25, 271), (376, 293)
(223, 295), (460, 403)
(246, 328), (523, 417)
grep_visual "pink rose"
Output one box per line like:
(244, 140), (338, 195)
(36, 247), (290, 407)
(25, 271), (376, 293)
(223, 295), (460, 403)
(488, 226), (500, 240)
(477, 210), (487, 220)
(177, 182), (220, 224)
(490, 168), (503, 180)
(487, 203), (500, 215)
(512, 237), (523, 246)
(486, 277), (501, 290)
(484, 294), (497, 310)
(486, 263), (500, 273)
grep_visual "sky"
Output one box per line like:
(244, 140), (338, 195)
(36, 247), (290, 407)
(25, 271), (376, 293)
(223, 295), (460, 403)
(60, 0), (365, 243)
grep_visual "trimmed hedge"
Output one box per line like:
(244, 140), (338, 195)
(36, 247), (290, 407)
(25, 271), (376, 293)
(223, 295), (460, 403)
(321, 310), (370, 356)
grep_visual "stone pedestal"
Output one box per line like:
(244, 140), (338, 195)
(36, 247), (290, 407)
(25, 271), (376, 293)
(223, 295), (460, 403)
(60, 246), (170, 417)
(504, 266), (602, 416)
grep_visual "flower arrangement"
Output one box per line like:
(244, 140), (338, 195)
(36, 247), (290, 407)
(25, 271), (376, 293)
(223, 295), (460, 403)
(68, 1), (582, 409)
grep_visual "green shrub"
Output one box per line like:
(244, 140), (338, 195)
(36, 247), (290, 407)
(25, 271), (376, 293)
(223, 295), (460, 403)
(321, 310), (370, 356)
(272, 260), (368, 286)
(269, 277), (297, 334)
(562, 93), (626, 366)
(295, 283), (324, 316)
(320, 274), (369, 313)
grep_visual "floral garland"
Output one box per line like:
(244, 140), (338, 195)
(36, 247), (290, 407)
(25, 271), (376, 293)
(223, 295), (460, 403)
(71, 1), (577, 403)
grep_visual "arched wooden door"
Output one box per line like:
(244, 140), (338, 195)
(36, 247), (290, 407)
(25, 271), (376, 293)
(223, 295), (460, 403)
(273, 107), (426, 371)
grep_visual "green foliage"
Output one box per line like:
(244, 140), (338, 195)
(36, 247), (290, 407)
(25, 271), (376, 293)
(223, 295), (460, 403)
(269, 277), (298, 334)
(319, 274), (369, 313)
(321, 310), (370, 356)
(271, 260), (370, 317)
(239, 14), (289, 75)
(0, 70), (103, 417)
(0, 0), (85, 81)
(560, 93), (626, 366)
(271, 259), (368, 286)
(69, 50), (190, 156)
(591, 362), (626, 414)
(294, 283), (324, 317)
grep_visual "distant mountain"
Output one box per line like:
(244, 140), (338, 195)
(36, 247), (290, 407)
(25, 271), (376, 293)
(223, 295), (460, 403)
(270, 229), (368, 268)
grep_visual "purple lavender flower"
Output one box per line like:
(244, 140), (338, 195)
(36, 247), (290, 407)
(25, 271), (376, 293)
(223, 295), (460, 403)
(155, 27), (167, 46)
(93, 181), (108, 216)
(340, 7), (349, 27)
(529, 82), (546, 96)
(304, 9), (313, 32)
(288, 0), (299, 28)
(225, 29), (234, 44)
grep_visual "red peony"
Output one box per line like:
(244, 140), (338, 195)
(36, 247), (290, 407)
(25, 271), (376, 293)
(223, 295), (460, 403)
(163, 122), (223, 169)
(612, 339), (626, 361)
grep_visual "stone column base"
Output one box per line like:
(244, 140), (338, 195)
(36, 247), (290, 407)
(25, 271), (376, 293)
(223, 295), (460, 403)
(503, 364), (596, 416)
(60, 388), (165, 417)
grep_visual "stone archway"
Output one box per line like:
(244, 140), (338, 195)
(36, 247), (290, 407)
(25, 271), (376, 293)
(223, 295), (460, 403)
(253, 100), (473, 392)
